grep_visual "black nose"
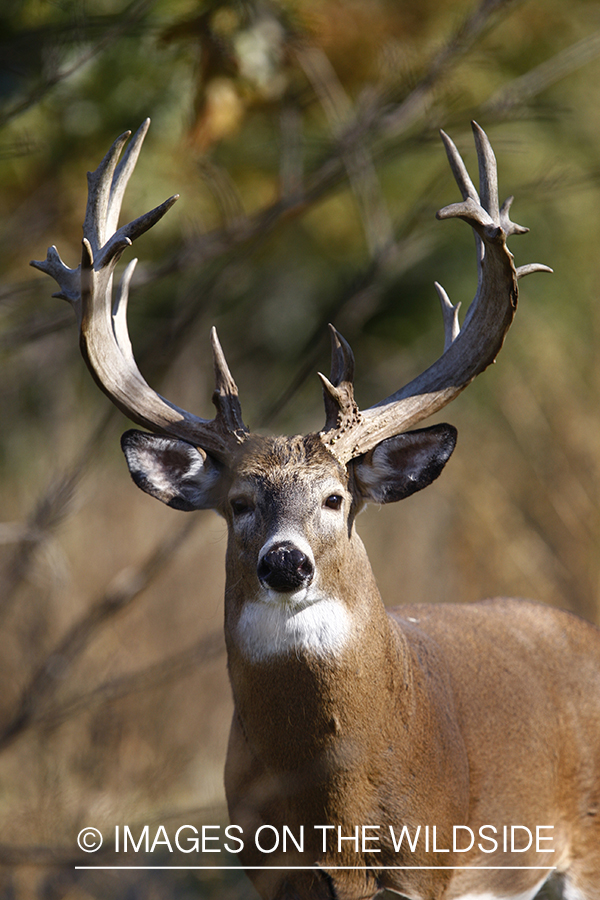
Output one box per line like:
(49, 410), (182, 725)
(257, 541), (314, 593)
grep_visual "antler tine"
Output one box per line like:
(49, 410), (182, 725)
(105, 118), (150, 238)
(439, 128), (478, 204)
(516, 262), (553, 279)
(211, 327), (246, 438)
(83, 120), (161, 259)
(319, 123), (551, 464)
(31, 121), (248, 463)
(83, 128), (130, 258)
(435, 282), (461, 352)
(472, 121), (499, 221)
(329, 324), (355, 386)
(318, 325), (360, 434)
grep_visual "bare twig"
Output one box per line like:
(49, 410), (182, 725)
(258, 225), (435, 429)
(279, 101), (304, 200)
(0, 0), (156, 128)
(0, 843), (86, 867)
(0, 515), (203, 750)
(38, 628), (225, 727)
(0, 308), (73, 351)
(484, 29), (600, 116)
(198, 160), (247, 229)
(380, 0), (520, 136)
(295, 43), (393, 257)
(156, 0), (521, 278)
(0, 408), (118, 622)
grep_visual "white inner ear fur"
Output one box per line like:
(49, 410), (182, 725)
(137, 439), (205, 487)
(124, 434), (222, 509)
(131, 438), (205, 485)
(354, 442), (426, 497)
(353, 427), (455, 504)
(355, 445), (404, 492)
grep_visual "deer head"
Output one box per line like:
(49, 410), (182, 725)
(31, 121), (548, 639)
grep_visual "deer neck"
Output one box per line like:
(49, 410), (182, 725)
(224, 528), (470, 845)
(224, 532), (413, 768)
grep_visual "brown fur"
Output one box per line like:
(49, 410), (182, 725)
(217, 436), (600, 900)
(122, 430), (600, 899)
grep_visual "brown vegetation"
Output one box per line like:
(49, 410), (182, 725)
(0, 0), (599, 897)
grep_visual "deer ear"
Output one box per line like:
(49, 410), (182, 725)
(120, 430), (224, 511)
(352, 424), (457, 505)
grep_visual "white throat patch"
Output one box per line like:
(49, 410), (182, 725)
(234, 591), (351, 661)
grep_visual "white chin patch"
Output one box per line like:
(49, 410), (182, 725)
(234, 591), (350, 662)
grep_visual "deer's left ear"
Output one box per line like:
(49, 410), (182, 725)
(352, 424), (457, 505)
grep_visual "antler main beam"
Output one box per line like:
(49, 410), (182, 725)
(319, 122), (551, 464)
(32, 120), (549, 471)
(31, 119), (247, 463)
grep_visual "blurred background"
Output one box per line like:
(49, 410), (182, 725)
(1, 0), (599, 897)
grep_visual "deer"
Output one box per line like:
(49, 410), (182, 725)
(32, 119), (600, 900)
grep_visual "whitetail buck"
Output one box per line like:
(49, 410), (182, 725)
(33, 120), (600, 900)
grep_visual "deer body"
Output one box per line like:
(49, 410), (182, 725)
(219, 435), (600, 900)
(227, 602), (600, 900)
(32, 122), (600, 899)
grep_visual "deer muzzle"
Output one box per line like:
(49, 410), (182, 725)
(257, 541), (315, 593)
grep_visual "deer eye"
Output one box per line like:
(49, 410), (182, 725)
(323, 494), (343, 511)
(230, 497), (254, 516)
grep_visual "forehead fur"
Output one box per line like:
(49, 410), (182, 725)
(232, 433), (348, 486)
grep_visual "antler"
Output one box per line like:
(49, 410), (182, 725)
(319, 122), (551, 464)
(32, 120), (549, 470)
(30, 119), (247, 463)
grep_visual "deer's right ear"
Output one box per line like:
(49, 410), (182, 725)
(352, 423), (457, 505)
(121, 430), (224, 511)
